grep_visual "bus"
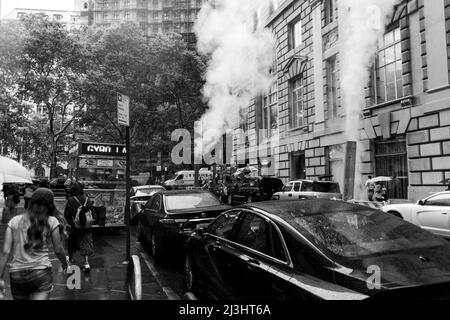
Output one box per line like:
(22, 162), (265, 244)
(68, 141), (127, 228)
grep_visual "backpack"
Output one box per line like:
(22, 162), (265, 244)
(73, 197), (93, 229)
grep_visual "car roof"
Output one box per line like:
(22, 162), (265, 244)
(155, 189), (213, 196)
(240, 200), (377, 220)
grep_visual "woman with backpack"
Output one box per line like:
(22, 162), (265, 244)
(64, 182), (94, 272)
(0, 188), (69, 300)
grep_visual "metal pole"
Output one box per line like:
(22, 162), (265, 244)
(125, 126), (131, 262)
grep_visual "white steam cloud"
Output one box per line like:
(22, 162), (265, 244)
(339, 0), (400, 141)
(339, 0), (400, 199)
(194, 0), (275, 155)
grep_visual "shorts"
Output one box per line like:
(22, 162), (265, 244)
(9, 268), (53, 300)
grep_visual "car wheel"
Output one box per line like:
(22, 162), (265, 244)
(150, 233), (163, 260)
(137, 221), (145, 244)
(388, 211), (403, 219)
(184, 254), (196, 292)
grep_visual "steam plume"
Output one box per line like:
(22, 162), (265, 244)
(340, 0), (400, 140)
(194, 0), (275, 155)
(339, 0), (400, 198)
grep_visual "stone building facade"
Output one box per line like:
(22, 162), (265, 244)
(233, 0), (450, 202)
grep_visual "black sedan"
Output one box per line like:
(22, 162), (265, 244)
(184, 200), (450, 300)
(137, 190), (231, 260)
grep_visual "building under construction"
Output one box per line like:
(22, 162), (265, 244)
(88, 0), (210, 43)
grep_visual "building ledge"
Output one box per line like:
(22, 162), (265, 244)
(363, 96), (413, 116)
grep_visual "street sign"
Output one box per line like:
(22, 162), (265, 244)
(117, 93), (130, 127)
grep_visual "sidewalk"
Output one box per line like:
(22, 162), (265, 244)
(0, 198), (168, 300)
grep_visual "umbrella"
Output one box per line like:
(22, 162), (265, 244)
(0, 156), (32, 184)
(440, 178), (450, 184)
(368, 176), (392, 183)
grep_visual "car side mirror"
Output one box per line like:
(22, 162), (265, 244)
(418, 200), (425, 206)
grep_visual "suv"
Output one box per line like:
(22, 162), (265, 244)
(228, 177), (284, 205)
(272, 180), (343, 201)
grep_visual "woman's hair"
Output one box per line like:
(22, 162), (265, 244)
(24, 200), (57, 252)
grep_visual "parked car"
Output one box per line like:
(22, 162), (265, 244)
(228, 177), (283, 205)
(184, 200), (450, 300)
(130, 185), (166, 221)
(382, 191), (450, 238)
(137, 190), (231, 260)
(272, 180), (342, 201)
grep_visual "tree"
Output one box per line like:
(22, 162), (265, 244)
(80, 24), (208, 172)
(0, 22), (27, 158)
(16, 15), (88, 178)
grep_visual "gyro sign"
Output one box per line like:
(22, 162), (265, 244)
(80, 142), (127, 157)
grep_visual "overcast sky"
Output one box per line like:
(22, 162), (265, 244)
(1, 0), (76, 17)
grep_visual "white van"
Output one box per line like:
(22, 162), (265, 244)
(164, 170), (213, 189)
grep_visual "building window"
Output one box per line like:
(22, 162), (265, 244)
(326, 55), (338, 119)
(125, 11), (130, 19)
(102, 12), (108, 19)
(262, 82), (278, 137)
(372, 27), (403, 104)
(53, 14), (63, 21)
(17, 12), (26, 19)
(153, 0), (158, 6)
(374, 139), (408, 199)
(324, 0), (337, 25)
(124, 0), (130, 7)
(114, 12), (119, 20)
(152, 25), (159, 33)
(289, 19), (302, 50)
(289, 77), (305, 129)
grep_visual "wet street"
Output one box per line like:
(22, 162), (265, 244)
(0, 198), (186, 300)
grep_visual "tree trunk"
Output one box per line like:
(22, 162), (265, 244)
(49, 138), (57, 178)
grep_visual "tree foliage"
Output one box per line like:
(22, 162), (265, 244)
(0, 15), (208, 175)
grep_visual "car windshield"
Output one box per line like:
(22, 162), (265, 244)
(287, 208), (447, 262)
(165, 193), (222, 211)
(282, 183), (293, 192)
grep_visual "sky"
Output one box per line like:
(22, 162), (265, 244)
(1, 0), (76, 18)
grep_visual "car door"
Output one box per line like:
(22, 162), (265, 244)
(279, 183), (294, 200)
(414, 193), (450, 237)
(223, 211), (292, 300)
(292, 182), (301, 198)
(198, 210), (243, 299)
(142, 194), (162, 239)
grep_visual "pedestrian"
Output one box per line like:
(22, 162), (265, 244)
(4, 184), (19, 222)
(23, 184), (35, 210)
(0, 188), (69, 300)
(64, 182), (94, 272)
(64, 176), (73, 200)
(364, 176), (375, 201)
(374, 184), (384, 202)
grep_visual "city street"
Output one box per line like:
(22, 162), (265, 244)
(0, 198), (186, 301)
